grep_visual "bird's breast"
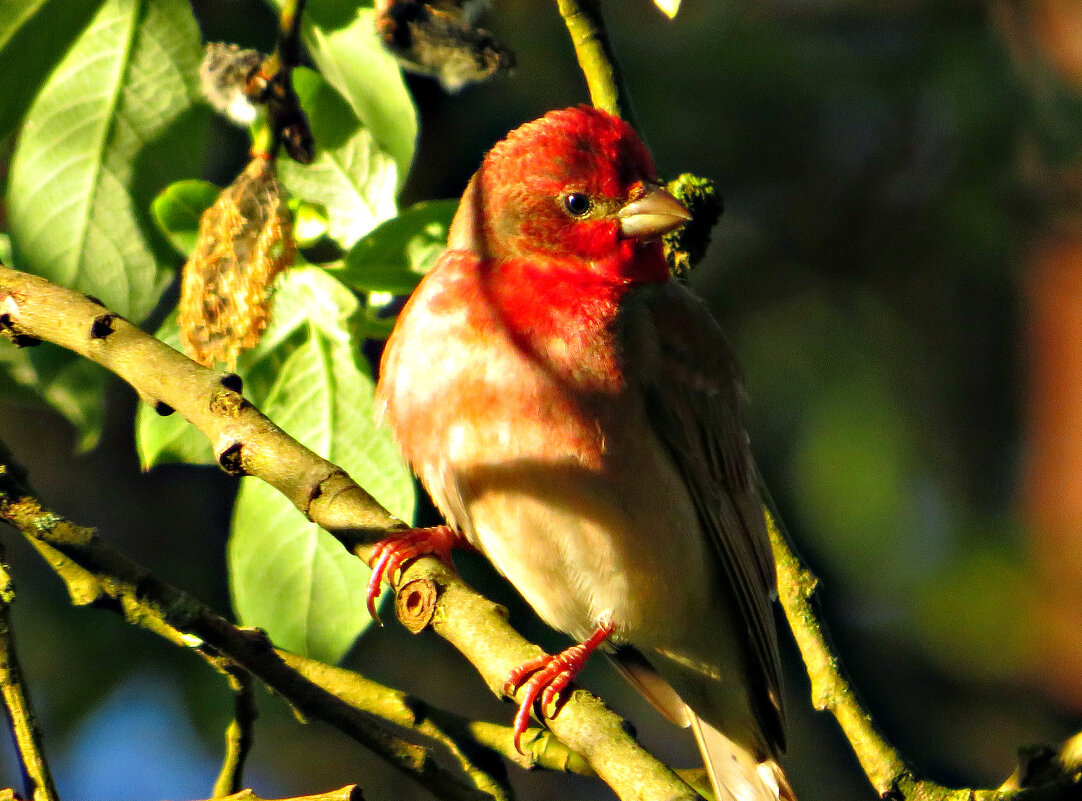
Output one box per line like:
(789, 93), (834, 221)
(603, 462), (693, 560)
(379, 262), (716, 643)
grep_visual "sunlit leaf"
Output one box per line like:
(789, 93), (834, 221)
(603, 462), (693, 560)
(291, 200), (330, 247)
(152, 180), (220, 256)
(654, 0), (681, 19)
(278, 68), (397, 250)
(0, 0), (51, 47)
(338, 199), (457, 294)
(275, 0), (417, 186)
(6, 0), (205, 322)
(0, 0), (103, 141)
(227, 267), (415, 661)
(135, 265), (415, 661)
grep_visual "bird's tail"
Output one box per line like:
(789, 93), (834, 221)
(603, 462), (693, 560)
(689, 711), (796, 801)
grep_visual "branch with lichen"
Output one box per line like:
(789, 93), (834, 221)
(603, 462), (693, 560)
(0, 545), (58, 801)
(0, 447), (500, 801)
(767, 511), (1081, 800)
(0, 265), (698, 801)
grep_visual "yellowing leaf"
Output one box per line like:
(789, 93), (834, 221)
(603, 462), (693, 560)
(654, 0), (681, 19)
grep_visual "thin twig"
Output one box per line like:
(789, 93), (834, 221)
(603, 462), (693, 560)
(0, 547), (59, 801)
(196, 786), (360, 801)
(252, 0), (312, 162)
(766, 511), (908, 794)
(213, 668), (258, 797)
(767, 511), (1081, 800)
(0, 264), (697, 801)
(0, 454), (496, 801)
(277, 0), (307, 68)
(555, 0), (635, 123)
(280, 649), (592, 785)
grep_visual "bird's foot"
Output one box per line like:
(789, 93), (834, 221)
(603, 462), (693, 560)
(503, 619), (615, 753)
(366, 525), (461, 621)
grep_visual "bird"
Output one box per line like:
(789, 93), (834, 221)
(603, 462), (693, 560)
(372, 105), (794, 801)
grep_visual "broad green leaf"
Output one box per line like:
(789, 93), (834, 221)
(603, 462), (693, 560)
(338, 199), (457, 294)
(0, 0), (50, 46)
(0, 234), (10, 266)
(0, 0), (104, 141)
(278, 68), (397, 249)
(228, 270), (415, 661)
(654, 0), (681, 19)
(6, 0), (204, 323)
(277, 0), (417, 186)
(152, 180), (220, 256)
(231, 474), (376, 663)
(138, 263), (414, 660)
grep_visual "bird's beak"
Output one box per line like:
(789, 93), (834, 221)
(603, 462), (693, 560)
(617, 185), (691, 240)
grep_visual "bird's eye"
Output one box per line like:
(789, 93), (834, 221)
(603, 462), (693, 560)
(563, 192), (591, 217)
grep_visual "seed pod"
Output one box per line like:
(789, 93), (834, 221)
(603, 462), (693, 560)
(178, 158), (295, 368)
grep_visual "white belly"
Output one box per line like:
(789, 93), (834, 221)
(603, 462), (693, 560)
(432, 414), (716, 647)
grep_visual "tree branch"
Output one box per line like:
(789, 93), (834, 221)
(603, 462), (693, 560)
(279, 650), (591, 785)
(0, 547), (58, 801)
(555, 0), (634, 123)
(0, 445), (498, 801)
(767, 511), (1082, 800)
(213, 668), (257, 797)
(0, 266), (697, 801)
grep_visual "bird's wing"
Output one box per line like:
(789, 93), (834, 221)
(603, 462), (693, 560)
(625, 280), (785, 753)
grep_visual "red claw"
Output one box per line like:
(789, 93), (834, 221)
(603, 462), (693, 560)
(503, 620), (615, 753)
(365, 525), (459, 622)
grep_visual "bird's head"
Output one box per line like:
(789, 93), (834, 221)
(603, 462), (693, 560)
(448, 106), (690, 282)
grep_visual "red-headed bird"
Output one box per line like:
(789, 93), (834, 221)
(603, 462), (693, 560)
(374, 105), (793, 801)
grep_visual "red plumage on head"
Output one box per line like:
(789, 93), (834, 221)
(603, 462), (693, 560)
(455, 105), (663, 274)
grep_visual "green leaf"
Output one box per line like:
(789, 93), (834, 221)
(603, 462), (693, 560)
(137, 266), (415, 659)
(291, 199), (330, 247)
(653, 0), (681, 19)
(6, 0), (205, 323)
(338, 199), (457, 294)
(282, 0), (417, 187)
(151, 180), (220, 257)
(230, 476), (376, 664)
(0, 0), (50, 47)
(0, 0), (104, 141)
(228, 267), (416, 661)
(278, 68), (398, 249)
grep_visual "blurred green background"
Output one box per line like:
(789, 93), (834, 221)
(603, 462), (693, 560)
(1, 0), (1081, 799)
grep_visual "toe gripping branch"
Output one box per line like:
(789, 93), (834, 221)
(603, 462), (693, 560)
(366, 525), (460, 622)
(503, 619), (615, 754)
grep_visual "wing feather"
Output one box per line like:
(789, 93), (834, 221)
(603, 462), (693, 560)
(626, 281), (785, 753)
